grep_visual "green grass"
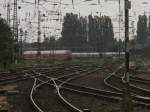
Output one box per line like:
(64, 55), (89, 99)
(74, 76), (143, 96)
(0, 64), (5, 72)
(121, 94), (134, 112)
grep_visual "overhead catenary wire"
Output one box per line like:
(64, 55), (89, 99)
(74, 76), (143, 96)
(1, 0), (147, 43)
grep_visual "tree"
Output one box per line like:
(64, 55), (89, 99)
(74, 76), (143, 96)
(121, 94), (134, 112)
(88, 14), (96, 51)
(43, 34), (49, 50)
(0, 18), (13, 69)
(61, 13), (116, 52)
(49, 36), (56, 50)
(137, 14), (148, 44)
(102, 16), (115, 51)
(61, 13), (88, 51)
(148, 16), (150, 37)
(61, 13), (74, 50)
(88, 15), (115, 52)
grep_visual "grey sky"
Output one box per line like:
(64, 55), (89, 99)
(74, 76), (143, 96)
(0, 0), (150, 42)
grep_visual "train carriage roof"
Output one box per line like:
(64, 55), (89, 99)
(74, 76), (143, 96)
(24, 50), (71, 54)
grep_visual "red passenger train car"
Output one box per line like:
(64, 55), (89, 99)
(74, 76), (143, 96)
(23, 50), (72, 60)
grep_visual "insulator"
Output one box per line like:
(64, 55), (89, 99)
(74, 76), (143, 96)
(72, 0), (74, 8)
(18, 6), (21, 9)
(98, 0), (100, 4)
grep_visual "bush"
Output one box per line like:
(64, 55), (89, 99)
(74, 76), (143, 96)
(121, 94), (134, 112)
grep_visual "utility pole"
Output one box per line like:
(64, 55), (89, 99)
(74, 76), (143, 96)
(24, 30), (28, 51)
(34, 0), (41, 60)
(7, 3), (11, 26)
(13, 0), (19, 64)
(98, 0), (100, 4)
(118, 0), (121, 59)
(20, 28), (23, 60)
(72, 0), (74, 8)
(124, 0), (131, 93)
(37, 7), (41, 60)
(131, 21), (135, 38)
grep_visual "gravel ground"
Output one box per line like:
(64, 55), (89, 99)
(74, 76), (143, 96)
(34, 84), (70, 112)
(61, 89), (120, 112)
(5, 62), (150, 112)
(131, 81), (150, 90)
(7, 79), (35, 112)
(61, 89), (150, 112)
(70, 70), (116, 92)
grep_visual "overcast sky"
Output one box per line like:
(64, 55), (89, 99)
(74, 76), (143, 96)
(0, 0), (150, 42)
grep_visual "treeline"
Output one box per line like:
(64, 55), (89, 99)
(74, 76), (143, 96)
(130, 14), (150, 56)
(137, 14), (150, 44)
(60, 13), (117, 52)
(0, 18), (13, 69)
(26, 13), (120, 52)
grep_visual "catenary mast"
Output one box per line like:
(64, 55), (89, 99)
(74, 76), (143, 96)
(13, 0), (19, 64)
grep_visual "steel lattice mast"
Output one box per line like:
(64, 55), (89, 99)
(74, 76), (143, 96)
(13, 0), (18, 63)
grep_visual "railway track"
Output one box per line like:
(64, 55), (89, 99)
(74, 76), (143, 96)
(104, 68), (150, 107)
(3, 62), (150, 111)
(127, 76), (150, 93)
(31, 63), (150, 112)
(29, 63), (136, 112)
(30, 64), (122, 112)
(0, 63), (87, 85)
(0, 63), (91, 112)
